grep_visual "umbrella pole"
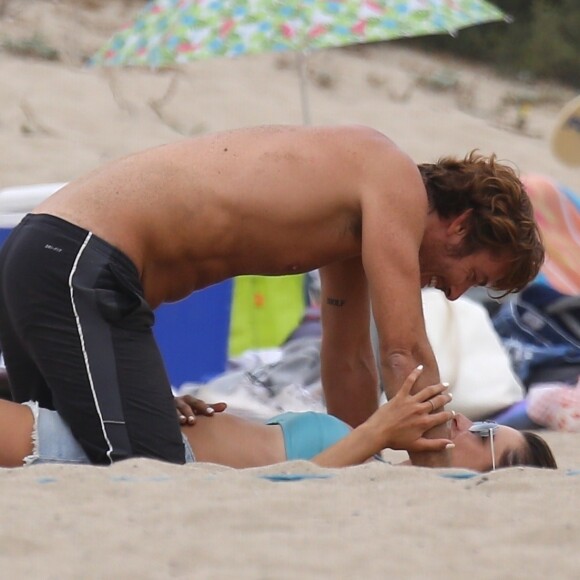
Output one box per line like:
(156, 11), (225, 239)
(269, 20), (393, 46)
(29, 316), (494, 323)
(296, 50), (311, 126)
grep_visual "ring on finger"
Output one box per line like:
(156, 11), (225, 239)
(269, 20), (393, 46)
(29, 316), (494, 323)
(428, 399), (435, 413)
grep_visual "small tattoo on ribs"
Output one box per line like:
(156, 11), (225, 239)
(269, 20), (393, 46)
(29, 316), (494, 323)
(327, 298), (345, 307)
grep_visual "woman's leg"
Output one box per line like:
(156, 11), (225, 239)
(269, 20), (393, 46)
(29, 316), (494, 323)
(0, 399), (34, 467)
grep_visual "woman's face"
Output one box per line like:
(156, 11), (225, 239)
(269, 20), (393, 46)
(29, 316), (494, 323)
(449, 414), (526, 471)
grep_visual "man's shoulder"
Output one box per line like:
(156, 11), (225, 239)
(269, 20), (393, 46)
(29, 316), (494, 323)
(346, 130), (419, 181)
(343, 126), (415, 167)
(328, 124), (394, 146)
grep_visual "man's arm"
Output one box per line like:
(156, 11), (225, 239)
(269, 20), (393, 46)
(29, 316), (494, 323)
(360, 147), (450, 466)
(319, 258), (379, 428)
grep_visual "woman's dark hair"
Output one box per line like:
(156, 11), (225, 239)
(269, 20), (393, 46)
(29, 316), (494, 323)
(501, 431), (558, 469)
(418, 151), (544, 295)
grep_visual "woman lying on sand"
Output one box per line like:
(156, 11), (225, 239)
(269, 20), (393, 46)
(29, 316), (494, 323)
(0, 367), (556, 471)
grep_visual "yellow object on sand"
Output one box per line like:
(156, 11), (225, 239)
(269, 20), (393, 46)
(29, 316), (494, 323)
(229, 275), (306, 356)
(551, 95), (580, 167)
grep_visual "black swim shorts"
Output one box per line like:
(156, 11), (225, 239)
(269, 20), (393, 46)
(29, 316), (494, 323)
(0, 214), (186, 465)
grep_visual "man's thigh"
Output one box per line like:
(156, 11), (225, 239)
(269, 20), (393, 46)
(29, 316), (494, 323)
(52, 245), (185, 465)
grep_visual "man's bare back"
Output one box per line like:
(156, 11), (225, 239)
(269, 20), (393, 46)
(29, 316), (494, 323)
(34, 125), (419, 308)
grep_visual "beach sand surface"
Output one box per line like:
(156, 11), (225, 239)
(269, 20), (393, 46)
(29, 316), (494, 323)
(0, 2), (579, 578)
(1, 436), (579, 580)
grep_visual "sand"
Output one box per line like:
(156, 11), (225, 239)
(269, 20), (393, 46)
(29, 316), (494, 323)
(1, 1), (579, 191)
(1, 443), (579, 579)
(0, 2), (579, 578)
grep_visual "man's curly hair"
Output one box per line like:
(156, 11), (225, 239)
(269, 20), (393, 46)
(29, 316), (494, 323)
(418, 151), (544, 295)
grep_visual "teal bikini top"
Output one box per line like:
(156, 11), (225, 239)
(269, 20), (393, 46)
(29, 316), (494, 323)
(266, 411), (351, 460)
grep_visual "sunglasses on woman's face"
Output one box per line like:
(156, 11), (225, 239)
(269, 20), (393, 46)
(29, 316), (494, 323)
(469, 421), (499, 471)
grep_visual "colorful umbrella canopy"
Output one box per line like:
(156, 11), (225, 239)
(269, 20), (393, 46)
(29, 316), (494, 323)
(91, 0), (507, 122)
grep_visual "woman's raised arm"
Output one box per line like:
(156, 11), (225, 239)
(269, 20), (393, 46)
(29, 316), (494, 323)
(312, 367), (454, 468)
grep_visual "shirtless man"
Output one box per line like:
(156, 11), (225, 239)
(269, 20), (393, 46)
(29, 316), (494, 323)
(0, 125), (543, 466)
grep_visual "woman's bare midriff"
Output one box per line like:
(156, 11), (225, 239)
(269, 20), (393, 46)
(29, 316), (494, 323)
(182, 413), (286, 468)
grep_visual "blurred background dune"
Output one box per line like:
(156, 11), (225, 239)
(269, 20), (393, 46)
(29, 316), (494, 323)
(0, 0), (578, 191)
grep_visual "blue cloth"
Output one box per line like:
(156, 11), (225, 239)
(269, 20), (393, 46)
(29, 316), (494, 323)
(493, 283), (580, 386)
(491, 400), (543, 430)
(266, 411), (351, 460)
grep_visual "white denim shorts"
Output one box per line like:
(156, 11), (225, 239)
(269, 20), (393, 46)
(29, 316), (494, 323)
(22, 401), (195, 465)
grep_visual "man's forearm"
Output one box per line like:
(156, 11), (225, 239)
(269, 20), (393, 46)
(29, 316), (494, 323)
(407, 423), (451, 467)
(381, 352), (451, 467)
(381, 351), (438, 399)
(323, 367), (379, 428)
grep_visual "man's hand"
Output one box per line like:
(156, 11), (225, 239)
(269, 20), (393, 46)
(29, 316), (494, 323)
(174, 394), (227, 425)
(363, 366), (454, 453)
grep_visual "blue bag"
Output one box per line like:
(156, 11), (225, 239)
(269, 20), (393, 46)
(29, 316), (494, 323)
(493, 283), (580, 387)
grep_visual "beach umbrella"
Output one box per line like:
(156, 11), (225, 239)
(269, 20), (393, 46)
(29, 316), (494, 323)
(91, 0), (507, 124)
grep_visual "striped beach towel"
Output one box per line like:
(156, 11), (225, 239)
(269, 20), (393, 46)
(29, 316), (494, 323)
(523, 174), (580, 296)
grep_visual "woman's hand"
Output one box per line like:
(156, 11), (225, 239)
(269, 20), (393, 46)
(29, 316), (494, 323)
(363, 366), (454, 453)
(174, 395), (227, 425)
